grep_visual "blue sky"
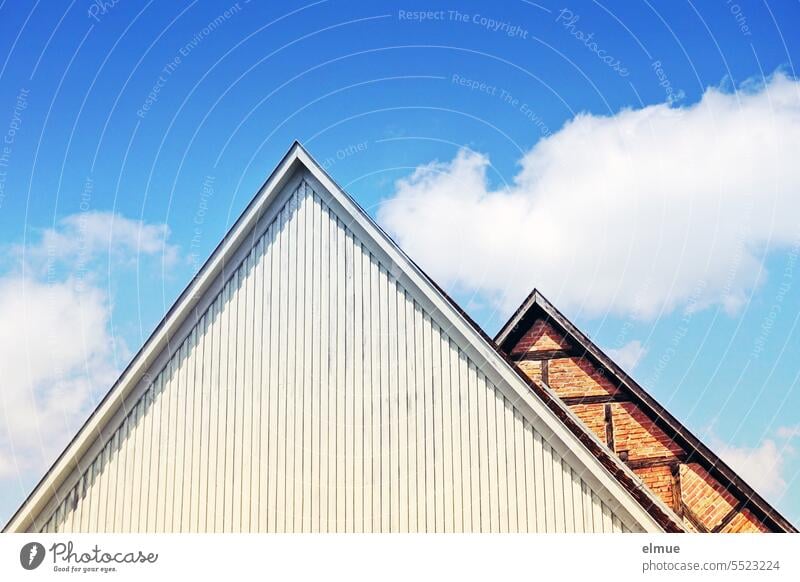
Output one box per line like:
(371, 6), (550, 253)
(1, 0), (799, 526)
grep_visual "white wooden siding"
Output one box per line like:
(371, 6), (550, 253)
(37, 181), (633, 533)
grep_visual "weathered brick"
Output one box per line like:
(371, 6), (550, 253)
(634, 465), (676, 510)
(507, 314), (776, 533)
(610, 403), (684, 461)
(511, 320), (572, 355)
(548, 357), (619, 398)
(516, 360), (542, 383)
(680, 463), (738, 530)
(720, 509), (769, 533)
(569, 403), (606, 443)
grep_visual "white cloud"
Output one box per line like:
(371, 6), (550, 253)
(0, 276), (117, 478)
(711, 438), (790, 500)
(606, 340), (646, 371)
(19, 211), (178, 274)
(0, 212), (177, 488)
(776, 425), (800, 440)
(378, 72), (800, 319)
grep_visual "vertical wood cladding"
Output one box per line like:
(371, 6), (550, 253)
(36, 182), (633, 533)
(507, 315), (775, 532)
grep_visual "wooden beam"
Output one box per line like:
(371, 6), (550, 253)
(671, 463), (683, 516)
(561, 394), (629, 406)
(541, 359), (549, 385)
(512, 349), (574, 362)
(712, 501), (744, 533)
(604, 403), (614, 450)
(626, 456), (685, 470)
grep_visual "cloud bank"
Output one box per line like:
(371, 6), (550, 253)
(378, 72), (800, 319)
(0, 213), (178, 487)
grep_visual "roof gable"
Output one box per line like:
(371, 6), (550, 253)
(495, 289), (797, 533)
(6, 144), (677, 532)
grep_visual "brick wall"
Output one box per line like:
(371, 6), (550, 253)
(548, 357), (619, 398)
(511, 320), (571, 355)
(506, 315), (773, 533)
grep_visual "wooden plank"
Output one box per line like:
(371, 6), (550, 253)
(250, 239), (265, 532)
(423, 313), (435, 532)
(505, 400), (518, 532)
(441, 335), (454, 533)
(535, 429), (549, 532)
(604, 403), (615, 451)
(148, 375), (164, 532)
(387, 269), (398, 532)
(353, 240), (364, 532)
(379, 265), (390, 532)
(396, 287), (409, 532)
(513, 409), (526, 532)
(275, 206), (290, 532)
(292, 193), (306, 533)
(212, 294), (227, 533)
(284, 200), (298, 533)
(179, 328), (196, 532)
(431, 323), (444, 532)
(552, 453), (566, 532)
(468, 363), (481, 531)
(317, 204), (331, 531)
(561, 394), (629, 406)
(413, 303), (426, 532)
(344, 227), (355, 533)
(335, 216), (347, 532)
(241, 252), (256, 533)
(494, 390), (508, 532)
(226, 270), (242, 532)
(451, 346), (465, 533)
(457, 351), (471, 532)
(361, 253), (373, 531)
(405, 295), (418, 532)
(571, 469), (584, 533)
(369, 255), (381, 532)
(199, 305), (215, 533)
(513, 349), (575, 362)
(523, 421), (536, 532)
(484, 375), (498, 531)
(309, 197), (322, 532)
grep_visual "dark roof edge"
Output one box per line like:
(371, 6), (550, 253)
(494, 290), (798, 533)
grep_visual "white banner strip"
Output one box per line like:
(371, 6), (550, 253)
(1, 534), (798, 581)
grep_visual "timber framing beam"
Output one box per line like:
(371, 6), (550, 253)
(561, 394), (629, 406)
(626, 456), (686, 470)
(604, 403), (615, 450)
(512, 349), (576, 361)
(712, 501), (745, 533)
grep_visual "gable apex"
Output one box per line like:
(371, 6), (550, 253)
(6, 145), (680, 533)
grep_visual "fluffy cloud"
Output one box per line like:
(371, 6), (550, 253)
(0, 212), (178, 490)
(606, 340), (647, 371)
(0, 276), (117, 478)
(777, 426), (800, 440)
(711, 438), (790, 500)
(378, 72), (800, 319)
(18, 211), (179, 274)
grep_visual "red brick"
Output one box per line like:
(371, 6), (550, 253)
(548, 357), (619, 398)
(680, 463), (738, 530)
(511, 320), (572, 355)
(610, 403), (684, 461)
